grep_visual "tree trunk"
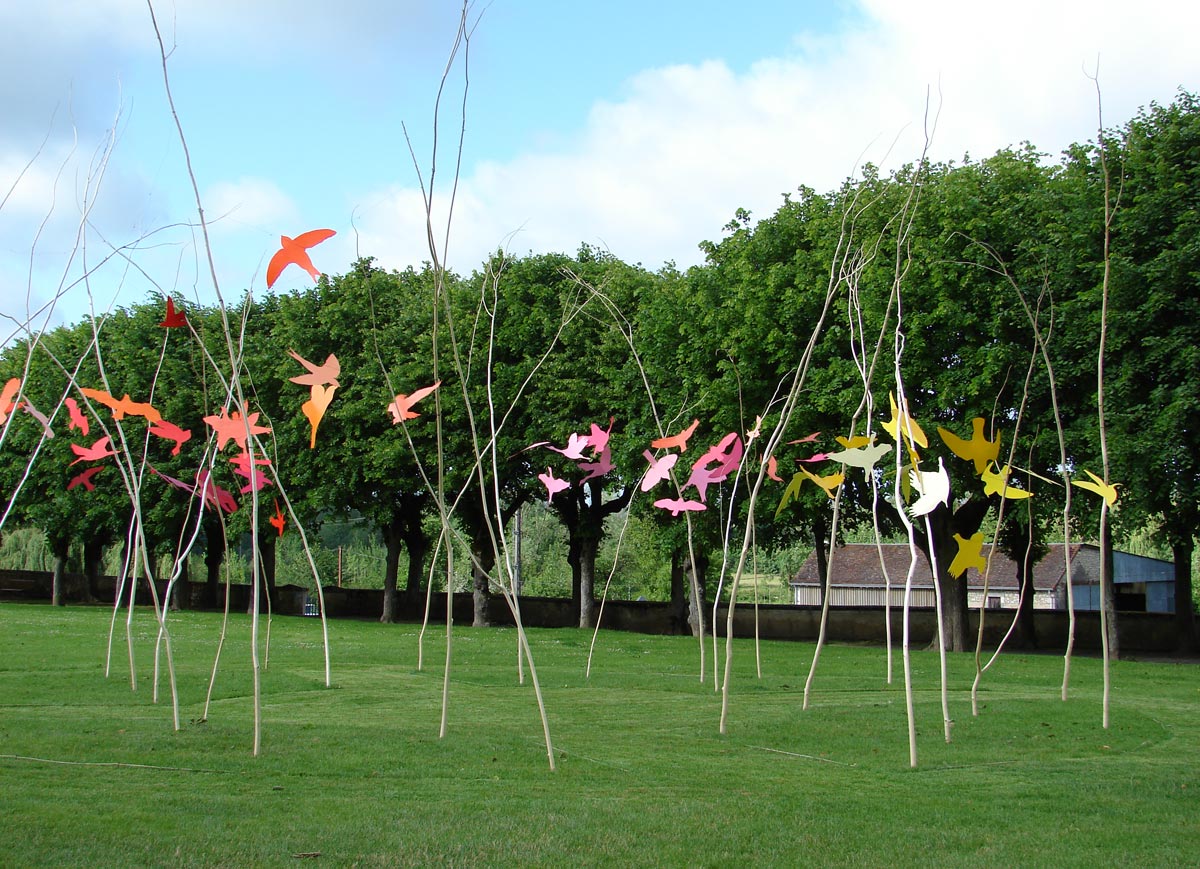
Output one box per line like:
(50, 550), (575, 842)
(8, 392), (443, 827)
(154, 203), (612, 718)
(83, 537), (104, 603)
(380, 521), (403, 624)
(403, 521), (427, 603)
(578, 535), (599, 629)
(669, 547), (688, 633)
(1101, 526), (1119, 659)
(472, 533), (494, 627)
(687, 553), (708, 638)
(170, 554), (191, 611)
(51, 546), (68, 607)
(1014, 544), (1038, 650)
(203, 519), (224, 609)
(248, 536), (278, 614)
(1173, 539), (1196, 654)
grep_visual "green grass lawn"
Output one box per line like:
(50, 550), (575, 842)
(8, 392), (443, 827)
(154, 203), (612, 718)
(1, 603), (1197, 867)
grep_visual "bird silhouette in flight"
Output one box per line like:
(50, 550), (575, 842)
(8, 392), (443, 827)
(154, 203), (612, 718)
(0, 377), (20, 424)
(288, 350), (340, 388)
(302, 384), (337, 448)
(937, 418), (1001, 475)
(578, 446), (614, 483)
(269, 500), (287, 537)
(653, 497), (706, 516)
(1072, 469), (1119, 507)
(387, 381), (441, 424)
(981, 462), (1033, 500)
(882, 392), (928, 457)
(80, 387), (162, 423)
(827, 439), (892, 473)
(203, 408), (271, 451)
(584, 417), (615, 455)
(949, 531), (988, 579)
(527, 431), (591, 460)
(229, 450), (273, 494)
(909, 457), (950, 517)
(67, 465), (104, 492)
(65, 397), (89, 435)
(159, 296), (188, 328)
(651, 418), (700, 452)
(149, 419), (192, 456)
(833, 433), (869, 449)
(538, 467), (571, 503)
(787, 431), (821, 445)
(266, 229), (336, 288)
(640, 450), (678, 491)
(70, 435), (116, 465)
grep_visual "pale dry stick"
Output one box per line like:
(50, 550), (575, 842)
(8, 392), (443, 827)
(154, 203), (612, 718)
(892, 353), (921, 768)
(920, 510), (952, 743)
(202, 516), (235, 721)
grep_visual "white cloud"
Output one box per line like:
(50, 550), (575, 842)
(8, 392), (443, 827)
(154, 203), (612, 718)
(354, 0), (1200, 276)
(204, 177), (299, 236)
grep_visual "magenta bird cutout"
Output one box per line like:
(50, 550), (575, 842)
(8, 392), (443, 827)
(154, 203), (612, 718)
(641, 450), (678, 491)
(653, 497), (706, 516)
(538, 467), (571, 503)
(266, 229), (336, 289)
(152, 466), (235, 513)
(67, 465), (104, 492)
(651, 418), (700, 452)
(70, 436), (116, 466)
(148, 419), (192, 456)
(65, 397), (89, 435)
(387, 381), (441, 423)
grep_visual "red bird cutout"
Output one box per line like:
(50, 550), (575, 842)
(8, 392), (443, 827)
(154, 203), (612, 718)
(387, 381), (440, 423)
(203, 408), (271, 451)
(640, 450), (678, 492)
(288, 350), (340, 388)
(266, 229), (336, 289)
(149, 419), (192, 456)
(651, 418), (699, 452)
(65, 397), (89, 435)
(269, 500), (286, 537)
(67, 465), (104, 492)
(159, 296), (188, 328)
(70, 435), (116, 465)
(653, 497), (707, 516)
(538, 467), (571, 503)
(79, 387), (162, 423)
(196, 469), (239, 514)
(0, 377), (20, 423)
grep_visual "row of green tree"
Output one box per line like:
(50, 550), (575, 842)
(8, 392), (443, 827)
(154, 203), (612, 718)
(1, 92), (1196, 651)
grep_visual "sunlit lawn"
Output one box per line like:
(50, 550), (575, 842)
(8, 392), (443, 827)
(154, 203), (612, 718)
(1, 603), (1197, 867)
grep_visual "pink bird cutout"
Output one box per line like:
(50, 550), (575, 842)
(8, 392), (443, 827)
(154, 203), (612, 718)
(528, 431), (590, 461)
(653, 497), (707, 516)
(651, 418), (700, 452)
(70, 436), (116, 466)
(19, 397), (54, 439)
(684, 462), (723, 503)
(787, 431), (821, 445)
(229, 450), (273, 494)
(65, 397), (89, 435)
(387, 381), (441, 423)
(288, 350), (340, 388)
(67, 465), (104, 492)
(798, 452), (832, 463)
(538, 467), (571, 503)
(766, 455), (782, 482)
(151, 466), (235, 514)
(578, 445), (614, 483)
(641, 450), (678, 492)
(148, 419), (192, 456)
(583, 417), (615, 455)
(203, 408), (271, 451)
(266, 229), (336, 289)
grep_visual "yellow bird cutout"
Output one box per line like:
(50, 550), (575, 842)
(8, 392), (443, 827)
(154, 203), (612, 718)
(949, 532), (988, 579)
(1072, 469), (1120, 507)
(775, 467), (845, 517)
(981, 462), (1034, 500)
(882, 392), (927, 460)
(937, 417), (1001, 475)
(835, 433), (871, 449)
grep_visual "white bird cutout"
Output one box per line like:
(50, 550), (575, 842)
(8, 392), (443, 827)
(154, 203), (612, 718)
(908, 456), (950, 517)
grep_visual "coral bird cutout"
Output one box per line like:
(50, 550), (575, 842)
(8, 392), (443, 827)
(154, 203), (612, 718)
(981, 462), (1033, 500)
(387, 381), (441, 423)
(266, 228), (336, 289)
(651, 418), (699, 452)
(70, 436), (116, 466)
(65, 397), (89, 435)
(302, 384), (337, 448)
(538, 467), (571, 503)
(1072, 469), (1120, 507)
(765, 455), (782, 482)
(288, 350), (340, 388)
(67, 465), (104, 492)
(937, 417), (1001, 475)
(949, 532), (988, 579)
(148, 419), (192, 456)
(640, 450), (678, 491)
(653, 497), (707, 516)
(159, 296), (187, 328)
(79, 387), (162, 423)
(196, 470), (239, 514)
(269, 500), (287, 537)
(203, 408), (271, 451)
(909, 457), (951, 517)
(0, 377), (20, 424)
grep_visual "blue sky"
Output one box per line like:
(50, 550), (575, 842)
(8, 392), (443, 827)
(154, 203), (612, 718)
(3, 0), (1198, 335)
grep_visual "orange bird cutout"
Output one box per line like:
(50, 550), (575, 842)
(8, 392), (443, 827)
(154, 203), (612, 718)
(80, 387), (162, 423)
(288, 350), (340, 388)
(65, 397), (89, 435)
(67, 465), (104, 492)
(938, 418), (1001, 475)
(149, 419), (192, 456)
(0, 377), (20, 423)
(269, 500), (287, 537)
(302, 384), (337, 448)
(70, 435), (116, 465)
(159, 296), (188, 328)
(651, 418), (700, 452)
(387, 381), (440, 423)
(266, 229), (336, 288)
(1072, 469), (1120, 508)
(203, 408), (271, 451)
